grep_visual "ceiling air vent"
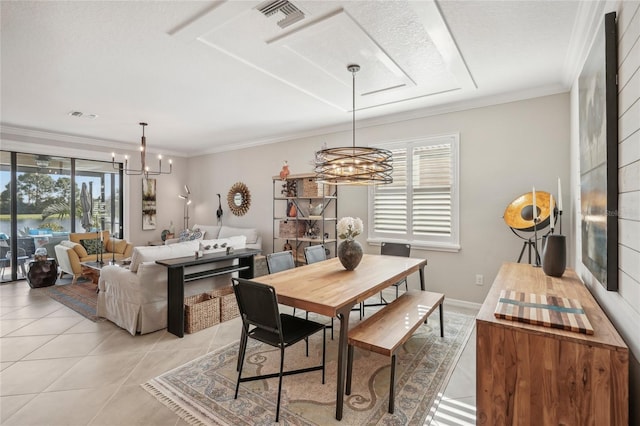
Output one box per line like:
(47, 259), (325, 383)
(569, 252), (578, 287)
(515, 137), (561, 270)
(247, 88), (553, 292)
(257, 0), (305, 29)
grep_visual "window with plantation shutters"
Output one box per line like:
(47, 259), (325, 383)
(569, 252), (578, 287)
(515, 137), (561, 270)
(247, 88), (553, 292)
(368, 134), (460, 251)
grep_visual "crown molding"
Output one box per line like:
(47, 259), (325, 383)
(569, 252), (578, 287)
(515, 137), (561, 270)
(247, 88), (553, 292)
(197, 83), (570, 156)
(0, 124), (186, 158)
(3, 83), (570, 158)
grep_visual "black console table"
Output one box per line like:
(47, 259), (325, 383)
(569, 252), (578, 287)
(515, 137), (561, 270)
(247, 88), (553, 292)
(156, 248), (261, 337)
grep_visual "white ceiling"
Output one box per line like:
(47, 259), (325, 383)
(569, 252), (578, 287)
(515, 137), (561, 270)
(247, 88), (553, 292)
(1, 1), (590, 157)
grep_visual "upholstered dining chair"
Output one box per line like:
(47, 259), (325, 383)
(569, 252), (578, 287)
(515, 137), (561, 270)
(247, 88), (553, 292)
(303, 244), (326, 265)
(381, 242), (411, 298)
(266, 250), (295, 274)
(266, 250), (311, 345)
(303, 245), (337, 338)
(231, 277), (326, 423)
(361, 242), (411, 317)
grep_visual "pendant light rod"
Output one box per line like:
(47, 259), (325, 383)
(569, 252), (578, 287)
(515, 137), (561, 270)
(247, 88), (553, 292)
(349, 64), (359, 150)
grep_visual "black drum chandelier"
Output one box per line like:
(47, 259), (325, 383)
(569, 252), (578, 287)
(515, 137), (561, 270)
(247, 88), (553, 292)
(314, 65), (393, 185)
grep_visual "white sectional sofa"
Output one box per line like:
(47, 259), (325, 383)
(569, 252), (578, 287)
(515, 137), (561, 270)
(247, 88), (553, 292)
(97, 225), (260, 335)
(165, 224), (262, 250)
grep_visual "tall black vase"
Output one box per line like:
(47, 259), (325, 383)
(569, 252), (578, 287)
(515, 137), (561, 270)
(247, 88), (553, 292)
(542, 234), (566, 277)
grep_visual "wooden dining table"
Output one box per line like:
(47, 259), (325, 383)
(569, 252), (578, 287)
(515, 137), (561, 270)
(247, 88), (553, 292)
(251, 253), (428, 420)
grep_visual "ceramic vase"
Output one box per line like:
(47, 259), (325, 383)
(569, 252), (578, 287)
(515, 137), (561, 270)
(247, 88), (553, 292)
(337, 239), (363, 271)
(542, 234), (566, 277)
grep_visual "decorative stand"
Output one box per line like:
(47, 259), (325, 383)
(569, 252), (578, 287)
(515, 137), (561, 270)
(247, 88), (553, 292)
(532, 217), (541, 267)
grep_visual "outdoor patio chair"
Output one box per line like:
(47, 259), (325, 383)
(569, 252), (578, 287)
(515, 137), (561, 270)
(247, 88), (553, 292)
(231, 277), (326, 423)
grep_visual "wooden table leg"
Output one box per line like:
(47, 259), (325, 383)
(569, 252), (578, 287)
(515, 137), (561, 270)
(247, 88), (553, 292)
(335, 306), (352, 420)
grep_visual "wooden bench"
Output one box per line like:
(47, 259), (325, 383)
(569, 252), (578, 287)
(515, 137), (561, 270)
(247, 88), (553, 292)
(346, 290), (445, 413)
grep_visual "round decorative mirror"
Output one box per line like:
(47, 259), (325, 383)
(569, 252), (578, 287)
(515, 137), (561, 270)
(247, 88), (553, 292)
(227, 182), (251, 216)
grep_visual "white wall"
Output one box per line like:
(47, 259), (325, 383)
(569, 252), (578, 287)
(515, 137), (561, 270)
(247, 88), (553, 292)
(187, 93), (570, 304)
(570, 1), (640, 422)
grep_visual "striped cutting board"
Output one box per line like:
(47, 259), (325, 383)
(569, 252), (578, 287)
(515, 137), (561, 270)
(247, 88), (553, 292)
(494, 290), (594, 335)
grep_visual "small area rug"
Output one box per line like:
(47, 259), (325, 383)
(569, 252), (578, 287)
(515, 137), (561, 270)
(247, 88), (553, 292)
(143, 310), (475, 425)
(38, 281), (101, 322)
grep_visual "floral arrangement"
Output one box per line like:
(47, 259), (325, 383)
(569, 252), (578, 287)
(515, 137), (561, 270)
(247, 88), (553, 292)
(337, 217), (363, 240)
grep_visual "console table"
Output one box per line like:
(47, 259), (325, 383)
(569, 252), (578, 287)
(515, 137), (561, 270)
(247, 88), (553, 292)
(156, 248), (261, 337)
(476, 262), (628, 425)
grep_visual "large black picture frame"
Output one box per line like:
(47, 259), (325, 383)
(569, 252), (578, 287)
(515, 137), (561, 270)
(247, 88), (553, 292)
(578, 12), (618, 291)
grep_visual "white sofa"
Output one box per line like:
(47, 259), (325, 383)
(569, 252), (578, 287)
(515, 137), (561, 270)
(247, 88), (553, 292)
(97, 232), (253, 335)
(164, 224), (262, 250)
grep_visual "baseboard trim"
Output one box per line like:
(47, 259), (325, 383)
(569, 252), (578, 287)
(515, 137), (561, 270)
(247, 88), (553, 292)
(444, 298), (482, 312)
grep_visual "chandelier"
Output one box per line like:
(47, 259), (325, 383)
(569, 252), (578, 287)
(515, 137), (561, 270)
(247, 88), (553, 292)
(314, 65), (393, 185)
(112, 122), (172, 178)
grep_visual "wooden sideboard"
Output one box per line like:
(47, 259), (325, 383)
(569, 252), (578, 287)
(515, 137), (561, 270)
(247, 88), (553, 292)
(476, 262), (628, 425)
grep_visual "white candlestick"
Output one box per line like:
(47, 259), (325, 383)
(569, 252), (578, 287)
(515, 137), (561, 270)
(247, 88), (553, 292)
(549, 194), (554, 230)
(532, 186), (537, 221)
(557, 177), (563, 211)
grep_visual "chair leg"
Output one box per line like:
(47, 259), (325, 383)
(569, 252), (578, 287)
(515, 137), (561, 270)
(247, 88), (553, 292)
(275, 346), (285, 422)
(237, 328), (247, 372)
(330, 318), (334, 340)
(322, 327), (326, 384)
(234, 329), (249, 399)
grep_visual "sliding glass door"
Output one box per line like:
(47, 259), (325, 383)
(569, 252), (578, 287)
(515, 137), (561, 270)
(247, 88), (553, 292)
(0, 151), (123, 282)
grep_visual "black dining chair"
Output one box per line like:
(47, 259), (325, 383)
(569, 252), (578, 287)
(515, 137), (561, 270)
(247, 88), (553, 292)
(361, 242), (411, 316)
(232, 277), (326, 423)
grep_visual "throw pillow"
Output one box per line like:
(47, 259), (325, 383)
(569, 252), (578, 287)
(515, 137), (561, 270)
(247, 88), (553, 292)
(178, 228), (203, 242)
(80, 238), (103, 255)
(219, 226), (258, 244)
(108, 238), (128, 254)
(72, 243), (88, 258)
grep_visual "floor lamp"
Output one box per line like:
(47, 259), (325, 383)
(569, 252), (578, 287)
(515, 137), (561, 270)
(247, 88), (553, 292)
(178, 185), (191, 231)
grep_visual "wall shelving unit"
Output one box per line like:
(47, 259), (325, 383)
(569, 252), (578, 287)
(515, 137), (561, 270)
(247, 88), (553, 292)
(272, 173), (337, 265)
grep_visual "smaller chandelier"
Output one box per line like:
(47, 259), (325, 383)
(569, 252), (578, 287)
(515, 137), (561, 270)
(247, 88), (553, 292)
(314, 65), (393, 185)
(112, 122), (172, 178)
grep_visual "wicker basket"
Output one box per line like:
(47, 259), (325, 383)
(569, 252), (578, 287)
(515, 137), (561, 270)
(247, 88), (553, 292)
(301, 178), (331, 197)
(184, 293), (220, 333)
(279, 220), (306, 238)
(211, 286), (240, 322)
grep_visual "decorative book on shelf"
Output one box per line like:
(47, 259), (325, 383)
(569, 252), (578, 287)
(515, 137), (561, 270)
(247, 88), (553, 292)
(494, 290), (594, 335)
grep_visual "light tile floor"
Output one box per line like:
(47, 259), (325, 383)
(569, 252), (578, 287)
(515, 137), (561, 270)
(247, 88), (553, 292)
(0, 280), (478, 425)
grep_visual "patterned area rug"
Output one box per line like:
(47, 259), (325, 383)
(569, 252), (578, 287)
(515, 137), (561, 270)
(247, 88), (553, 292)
(39, 281), (102, 322)
(143, 310), (475, 425)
